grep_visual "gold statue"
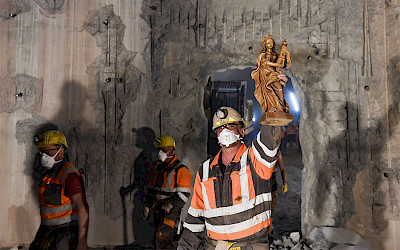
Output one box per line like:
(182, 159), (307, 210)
(251, 34), (293, 126)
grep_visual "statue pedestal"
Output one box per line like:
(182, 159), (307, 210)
(260, 112), (293, 126)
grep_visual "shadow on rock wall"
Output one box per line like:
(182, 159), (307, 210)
(17, 75), (148, 231)
(310, 95), (399, 249)
(19, 79), (93, 204)
(50, 80), (93, 168)
(312, 94), (349, 227)
(50, 80), (110, 216)
(18, 80), (103, 212)
(119, 127), (158, 247)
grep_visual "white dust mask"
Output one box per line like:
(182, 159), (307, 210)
(41, 148), (62, 169)
(158, 150), (173, 162)
(217, 128), (241, 147)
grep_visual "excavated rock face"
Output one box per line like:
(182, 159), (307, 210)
(34, 0), (65, 14)
(0, 0), (30, 19)
(79, 5), (144, 217)
(140, 0), (400, 247)
(1, 0), (399, 247)
(0, 74), (43, 113)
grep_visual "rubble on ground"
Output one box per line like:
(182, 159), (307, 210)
(270, 227), (371, 250)
(270, 231), (311, 250)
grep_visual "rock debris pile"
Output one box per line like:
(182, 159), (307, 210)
(270, 227), (372, 250)
(270, 232), (311, 250)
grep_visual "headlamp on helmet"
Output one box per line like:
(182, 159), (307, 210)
(212, 106), (245, 132)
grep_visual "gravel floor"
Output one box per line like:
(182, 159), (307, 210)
(272, 145), (303, 238)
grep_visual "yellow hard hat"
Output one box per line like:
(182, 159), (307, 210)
(35, 130), (68, 149)
(155, 136), (176, 149)
(212, 106), (245, 131)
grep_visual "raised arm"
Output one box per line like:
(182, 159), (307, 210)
(248, 125), (283, 180)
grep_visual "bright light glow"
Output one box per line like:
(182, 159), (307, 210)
(290, 92), (299, 112)
(252, 116), (256, 122)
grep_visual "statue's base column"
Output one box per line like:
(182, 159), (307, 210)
(260, 112), (293, 126)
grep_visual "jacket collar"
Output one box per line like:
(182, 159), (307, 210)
(46, 158), (67, 178)
(210, 143), (247, 169)
(158, 155), (179, 169)
(167, 155), (179, 168)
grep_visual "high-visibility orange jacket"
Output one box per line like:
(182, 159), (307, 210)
(179, 125), (281, 248)
(149, 155), (192, 204)
(286, 125), (298, 135)
(39, 161), (83, 226)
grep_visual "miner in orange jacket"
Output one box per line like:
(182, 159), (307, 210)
(178, 76), (286, 250)
(30, 130), (89, 250)
(143, 136), (192, 249)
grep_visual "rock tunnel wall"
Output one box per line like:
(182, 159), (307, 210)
(0, 0), (399, 248)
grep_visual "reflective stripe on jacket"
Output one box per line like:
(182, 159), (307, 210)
(39, 162), (82, 226)
(182, 125), (281, 243)
(153, 156), (191, 202)
(286, 125), (298, 135)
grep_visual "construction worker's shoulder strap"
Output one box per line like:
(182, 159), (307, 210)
(173, 161), (185, 186)
(198, 155), (216, 182)
(58, 162), (82, 182)
(172, 159), (183, 169)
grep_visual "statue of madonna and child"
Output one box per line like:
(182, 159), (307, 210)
(251, 34), (294, 126)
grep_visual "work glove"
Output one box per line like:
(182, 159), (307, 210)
(161, 201), (173, 214)
(281, 184), (288, 193)
(142, 206), (150, 220)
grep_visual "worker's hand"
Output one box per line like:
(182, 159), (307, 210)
(142, 206), (150, 220)
(161, 201), (173, 214)
(281, 184), (288, 193)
